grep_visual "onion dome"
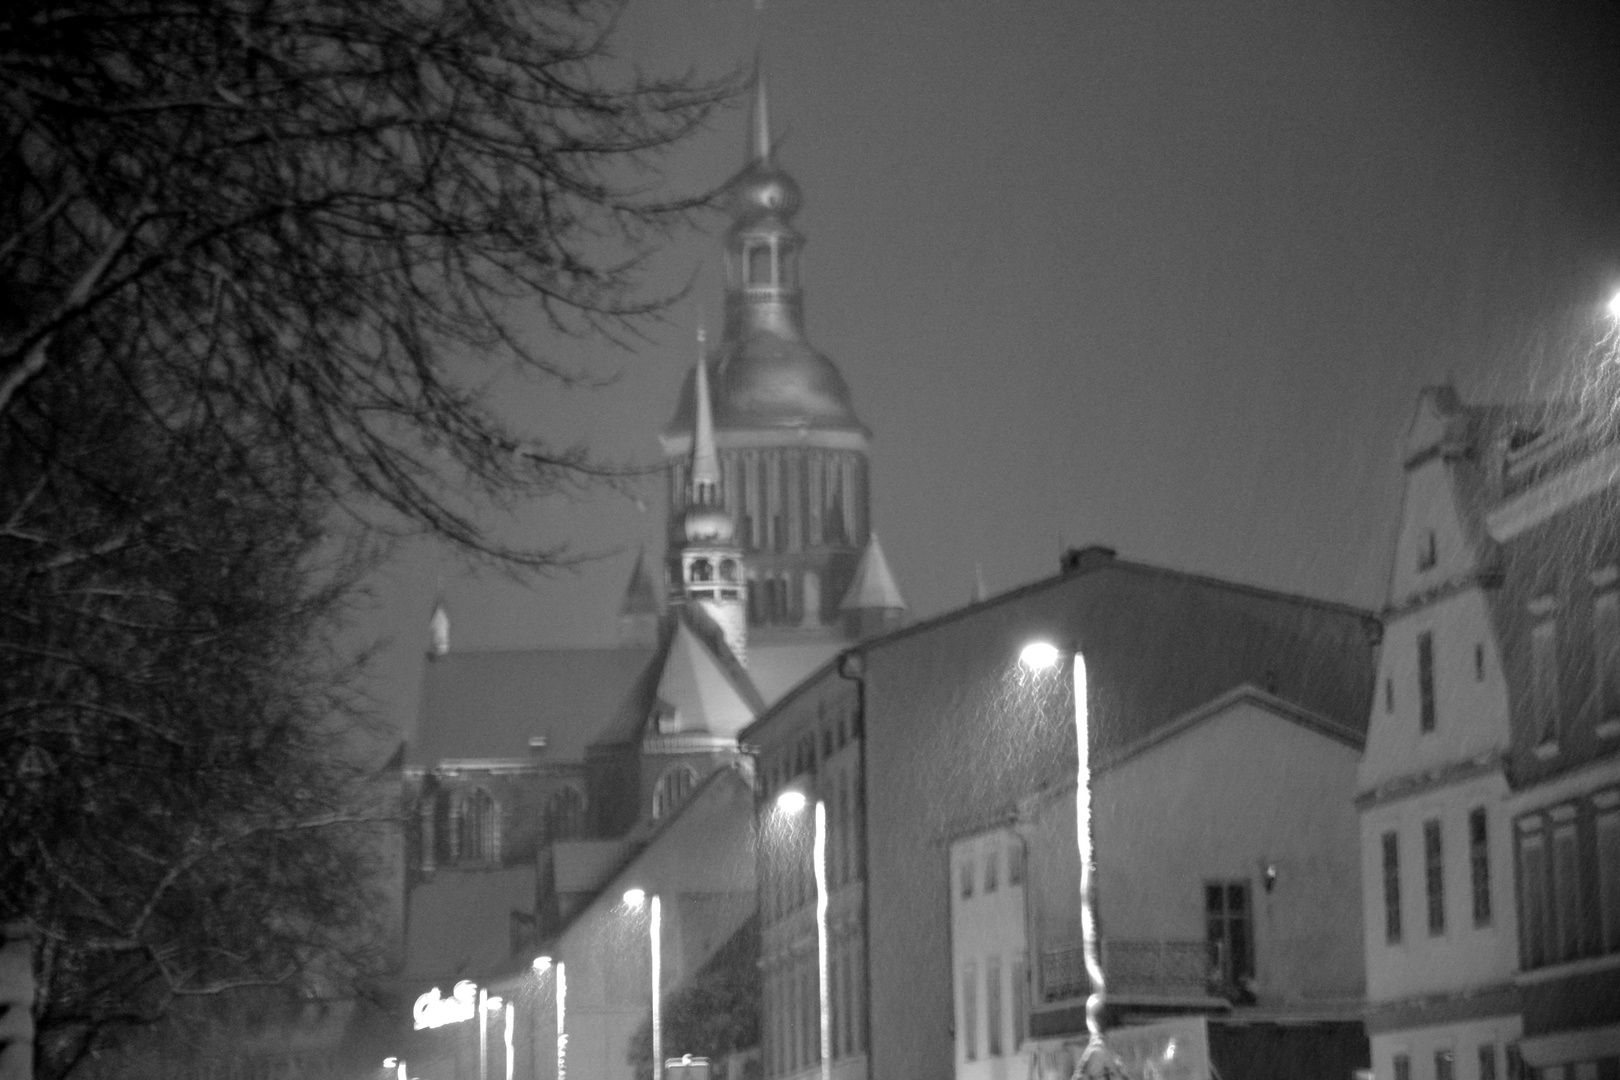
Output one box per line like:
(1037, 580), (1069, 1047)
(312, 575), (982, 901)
(683, 503), (736, 544)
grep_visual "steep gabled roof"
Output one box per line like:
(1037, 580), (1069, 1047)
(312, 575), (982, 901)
(840, 531), (906, 612)
(411, 646), (657, 767)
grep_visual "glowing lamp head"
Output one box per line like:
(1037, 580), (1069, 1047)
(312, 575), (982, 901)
(623, 887), (646, 909)
(1608, 288), (1620, 321)
(775, 789), (808, 815)
(1019, 641), (1062, 671)
(532, 955), (552, 974)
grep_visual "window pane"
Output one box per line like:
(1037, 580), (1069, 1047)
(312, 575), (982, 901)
(1598, 811), (1620, 953)
(1395, 1054), (1411, 1080)
(1383, 831), (1403, 944)
(1419, 632), (1437, 732)
(1425, 819), (1446, 936)
(986, 955), (1003, 1057)
(1479, 1045), (1498, 1080)
(1435, 1050), (1454, 1080)
(962, 961), (978, 1061)
(1552, 824), (1581, 961)
(1471, 808), (1492, 927)
(1520, 831), (1548, 968)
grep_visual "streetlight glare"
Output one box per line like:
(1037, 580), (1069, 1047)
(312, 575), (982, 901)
(532, 955), (552, 974)
(623, 887), (646, 908)
(1607, 288), (1620, 321)
(776, 789), (808, 815)
(1020, 640), (1062, 671)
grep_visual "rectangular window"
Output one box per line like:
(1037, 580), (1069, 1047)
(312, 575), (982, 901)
(1479, 1045), (1498, 1080)
(1436, 1050), (1455, 1080)
(1598, 809), (1620, 953)
(1386, 677), (1395, 714)
(1011, 957), (1028, 1046)
(984, 847), (999, 894)
(1205, 881), (1254, 988)
(961, 960), (978, 1061)
(960, 858), (974, 899)
(1475, 643), (1485, 682)
(1008, 841), (1025, 886)
(1519, 828), (1549, 968)
(1425, 819), (1446, 936)
(1531, 621), (1560, 744)
(1395, 1054), (1411, 1080)
(1506, 1044), (1523, 1080)
(1552, 823), (1581, 961)
(1470, 808), (1492, 927)
(1419, 632), (1437, 732)
(986, 954), (1003, 1057)
(1599, 592), (1620, 717)
(1383, 831), (1403, 944)
(1419, 529), (1437, 570)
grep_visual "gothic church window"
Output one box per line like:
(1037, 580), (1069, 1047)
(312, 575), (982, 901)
(652, 764), (700, 820)
(546, 786), (587, 842)
(453, 787), (499, 863)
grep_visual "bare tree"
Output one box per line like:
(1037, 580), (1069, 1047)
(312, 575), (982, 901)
(2, 2), (735, 1074)
(1, 369), (394, 1080)
(2, 0), (735, 563)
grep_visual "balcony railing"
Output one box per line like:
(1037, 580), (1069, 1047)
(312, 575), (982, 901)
(1040, 940), (1219, 1002)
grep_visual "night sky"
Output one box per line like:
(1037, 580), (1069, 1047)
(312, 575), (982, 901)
(358, 0), (1620, 743)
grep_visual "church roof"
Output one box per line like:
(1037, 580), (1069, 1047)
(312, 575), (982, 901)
(410, 646), (655, 767)
(840, 531), (906, 611)
(590, 606), (766, 748)
(619, 547), (661, 617)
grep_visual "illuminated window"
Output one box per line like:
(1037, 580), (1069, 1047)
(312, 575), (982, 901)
(961, 960), (978, 1061)
(986, 955), (1003, 1057)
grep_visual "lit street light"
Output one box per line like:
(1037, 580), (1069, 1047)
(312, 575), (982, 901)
(624, 889), (663, 1080)
(1020, 641), (1122, 1078)
(774, 788), (831, 1080)
(533, 956), (566, 1080)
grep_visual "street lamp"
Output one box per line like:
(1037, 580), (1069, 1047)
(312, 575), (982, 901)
(624, 888), (663, 1080)
(774, 788), (831, 1080)
(1607, 287), (1620, 322)
(533, 956), (566, 1080)
(1020, 641), (1121, 1078)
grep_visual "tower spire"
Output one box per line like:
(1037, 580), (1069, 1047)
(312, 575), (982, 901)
(752, 67), (772, 164)
(690, 325), (720, 504)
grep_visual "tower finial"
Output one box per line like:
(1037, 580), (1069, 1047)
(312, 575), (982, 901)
(690, 326), (720, 503)
(752, 65), (772, 164)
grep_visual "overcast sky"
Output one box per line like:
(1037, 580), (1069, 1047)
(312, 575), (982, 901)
(357, 0), (1620, 741)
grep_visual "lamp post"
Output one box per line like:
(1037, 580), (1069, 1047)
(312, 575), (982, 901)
(775, 788), (831, 1080)
(624, 889), (663, 1080)
(1020, 642), (1120, 1078)
(533, 956), (566, 1080)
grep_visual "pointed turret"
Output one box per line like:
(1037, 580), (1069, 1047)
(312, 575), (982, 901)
(839, 532), (907, 639)
(673, 328), (748, 663)
(428, 597), (450, 658)
(618, 546), (662, 647)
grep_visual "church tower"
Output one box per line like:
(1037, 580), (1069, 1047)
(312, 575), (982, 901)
(671, 330), (749, 662)
(661, 76), (876, 642)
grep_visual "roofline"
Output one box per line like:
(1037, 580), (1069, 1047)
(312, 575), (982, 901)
(1016, 681), (1365, 815)
(740, 554), (1377, 747)
(485, 764), (755, 987)
(851, 554), (1380, 658)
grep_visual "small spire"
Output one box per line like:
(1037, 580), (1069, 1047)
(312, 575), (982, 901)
(690, 325), (720, 504)
(752, 66), (772, 164)
(620, 546), (660, 617)
(428, 597), (449, 657)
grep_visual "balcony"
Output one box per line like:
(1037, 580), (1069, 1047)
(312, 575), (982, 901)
(1040, 940), (1234, 1003)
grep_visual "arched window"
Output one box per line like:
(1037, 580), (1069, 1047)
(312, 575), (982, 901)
(719, 558), (738, 583)
(652, 764), (700, 820)
(546, 786), (587, 841)
(452, 787), (499, 863)
(747, 243), (771, 288)
(691, 557), (713, 583)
